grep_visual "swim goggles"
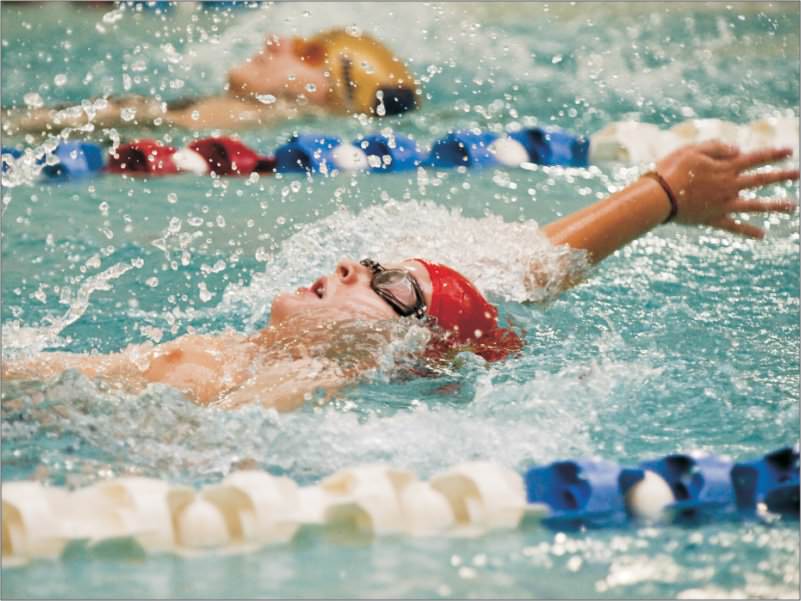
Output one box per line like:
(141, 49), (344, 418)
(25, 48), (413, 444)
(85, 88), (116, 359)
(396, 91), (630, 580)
(360, 259), (427, 319)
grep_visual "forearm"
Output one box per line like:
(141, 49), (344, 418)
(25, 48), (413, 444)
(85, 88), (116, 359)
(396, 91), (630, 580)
(3, 351), (128, 381)
(542, 176), (671, 264)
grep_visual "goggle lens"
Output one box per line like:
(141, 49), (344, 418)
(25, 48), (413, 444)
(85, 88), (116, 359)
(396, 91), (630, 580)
(373, 270), (418, 307)
(360, 259), (426, 318)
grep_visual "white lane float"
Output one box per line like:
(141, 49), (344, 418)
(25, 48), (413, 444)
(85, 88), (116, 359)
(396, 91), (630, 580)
(66, 477), (188, 552)
(330, 144), (370, 172)
(2, 481), (70, 562)
(588, 117), (799, 164)
(306, 464), (417, 537)
(200, 470), (300, 546)
(430, 461), (547, 534)
(623, 469), (676, 521)
(489, 136), (532, 167)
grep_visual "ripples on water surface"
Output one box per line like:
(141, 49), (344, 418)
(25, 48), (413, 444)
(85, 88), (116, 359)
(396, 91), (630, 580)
(1, 2), (799, 598)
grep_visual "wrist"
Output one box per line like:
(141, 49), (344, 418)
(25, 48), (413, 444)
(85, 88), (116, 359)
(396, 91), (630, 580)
(641, 171), (678, 223)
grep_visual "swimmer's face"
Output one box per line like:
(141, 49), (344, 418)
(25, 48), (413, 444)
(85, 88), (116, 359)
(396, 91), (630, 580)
(227, 35), (326, 100)
(270, 258), (433, 326)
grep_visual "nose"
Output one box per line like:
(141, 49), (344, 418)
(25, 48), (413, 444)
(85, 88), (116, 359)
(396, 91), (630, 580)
(336, 259), (362, 285)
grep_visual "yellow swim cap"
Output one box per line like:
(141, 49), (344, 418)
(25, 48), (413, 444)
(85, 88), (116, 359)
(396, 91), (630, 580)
(304, 29), (419, 116)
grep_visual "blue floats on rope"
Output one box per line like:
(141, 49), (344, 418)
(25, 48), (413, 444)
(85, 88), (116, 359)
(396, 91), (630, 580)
(524, 459), (644, 529)
(639, 453), (735, 518)
(524, 447), (798, 530)
(731, 446), (800, 515)
(356, 133), (426, 172)
(41, 142), (106, 180)
(426, 131), (501, 168)
(509, 127), (590, 167)
(274, 134), (344, 174)
(199, 0), (262, 10)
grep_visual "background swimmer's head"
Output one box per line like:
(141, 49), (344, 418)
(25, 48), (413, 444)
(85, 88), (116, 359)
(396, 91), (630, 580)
(269, 258), (521, 362)
(227, 34), (329, 103)
(227, 29), (419, 116)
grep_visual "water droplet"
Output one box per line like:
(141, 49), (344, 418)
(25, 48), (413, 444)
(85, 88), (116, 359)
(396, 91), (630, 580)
(54, 74), (67, 87)
(167, 192), (177, 204)
(145, 277), (159, 287)
(23, 93), (44, 109)
(198, 282), (214, 303)
(190, 110), (200, 121)
(256, 94), (277, 105)
(120, 107), (137, 122)
(102, 8), (124, 24)
(305, 82), (317, 93)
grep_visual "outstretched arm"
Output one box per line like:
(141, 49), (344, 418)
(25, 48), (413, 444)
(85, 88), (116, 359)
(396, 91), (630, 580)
(542, 142), (798, 266)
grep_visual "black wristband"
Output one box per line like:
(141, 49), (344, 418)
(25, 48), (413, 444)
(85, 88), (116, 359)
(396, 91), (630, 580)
(643, 171), (679, 223)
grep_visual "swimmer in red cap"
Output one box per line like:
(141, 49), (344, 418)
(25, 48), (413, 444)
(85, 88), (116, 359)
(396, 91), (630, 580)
(2, 28), (418, 136)
(4, 142), (798, 410)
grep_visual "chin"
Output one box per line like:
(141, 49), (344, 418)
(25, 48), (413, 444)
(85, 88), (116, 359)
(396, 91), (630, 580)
(269, 292), (299, 325)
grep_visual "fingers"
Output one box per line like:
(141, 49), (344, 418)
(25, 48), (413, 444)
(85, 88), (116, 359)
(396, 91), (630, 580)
(733, 147), (795, 172)
(736, 168), (800, 190)
(728, 198), (799, 214)
(694, 140), (740, 160)
(708, 217), (765, 239)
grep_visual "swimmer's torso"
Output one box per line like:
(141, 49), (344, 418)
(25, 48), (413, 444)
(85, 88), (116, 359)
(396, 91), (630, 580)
(138, 332), (262, 404)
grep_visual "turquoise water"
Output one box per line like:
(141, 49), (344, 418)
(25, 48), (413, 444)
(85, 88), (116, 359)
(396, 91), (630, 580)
(2, 2), (799, 598)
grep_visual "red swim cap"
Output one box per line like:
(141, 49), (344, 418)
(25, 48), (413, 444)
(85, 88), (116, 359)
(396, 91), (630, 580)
(106, 139), (178, 175)
(415, 259), (523, 362)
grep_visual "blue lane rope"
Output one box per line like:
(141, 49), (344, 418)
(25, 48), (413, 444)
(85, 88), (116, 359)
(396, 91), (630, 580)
(1, 126), (589, 182)
(524, 445), (799, 529)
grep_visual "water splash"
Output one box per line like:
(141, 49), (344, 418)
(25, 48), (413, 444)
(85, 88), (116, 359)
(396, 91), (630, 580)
(220, 199), (587, 329)
(3, 258), (141, 356)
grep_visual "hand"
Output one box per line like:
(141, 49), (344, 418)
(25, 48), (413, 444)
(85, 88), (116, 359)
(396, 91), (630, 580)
(656, 141), (799, 238)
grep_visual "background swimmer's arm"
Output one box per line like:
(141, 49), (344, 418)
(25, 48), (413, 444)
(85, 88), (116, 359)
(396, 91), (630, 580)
(541, 142), (798, 265)
(2, 97), (168, 135)
(215, 358), (347, 412)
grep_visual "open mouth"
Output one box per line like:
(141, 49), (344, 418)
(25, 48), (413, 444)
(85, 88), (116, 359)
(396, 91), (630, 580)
(311, 277), (326, 299)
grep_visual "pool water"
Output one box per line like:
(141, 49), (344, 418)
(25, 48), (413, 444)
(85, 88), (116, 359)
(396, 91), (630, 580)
(2, 2), (799, 598)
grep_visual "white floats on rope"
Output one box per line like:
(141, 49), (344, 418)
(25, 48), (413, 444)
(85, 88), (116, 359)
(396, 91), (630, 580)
(589, 116), (799, 164)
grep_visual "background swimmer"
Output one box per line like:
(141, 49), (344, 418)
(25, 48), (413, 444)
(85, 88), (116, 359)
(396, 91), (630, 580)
(1, 28), (419, 135)
(3, 142), (797, 411)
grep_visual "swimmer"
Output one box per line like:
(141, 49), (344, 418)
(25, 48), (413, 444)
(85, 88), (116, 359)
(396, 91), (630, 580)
(3, 142), (798, 411)
(1, 29), (419, 136)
